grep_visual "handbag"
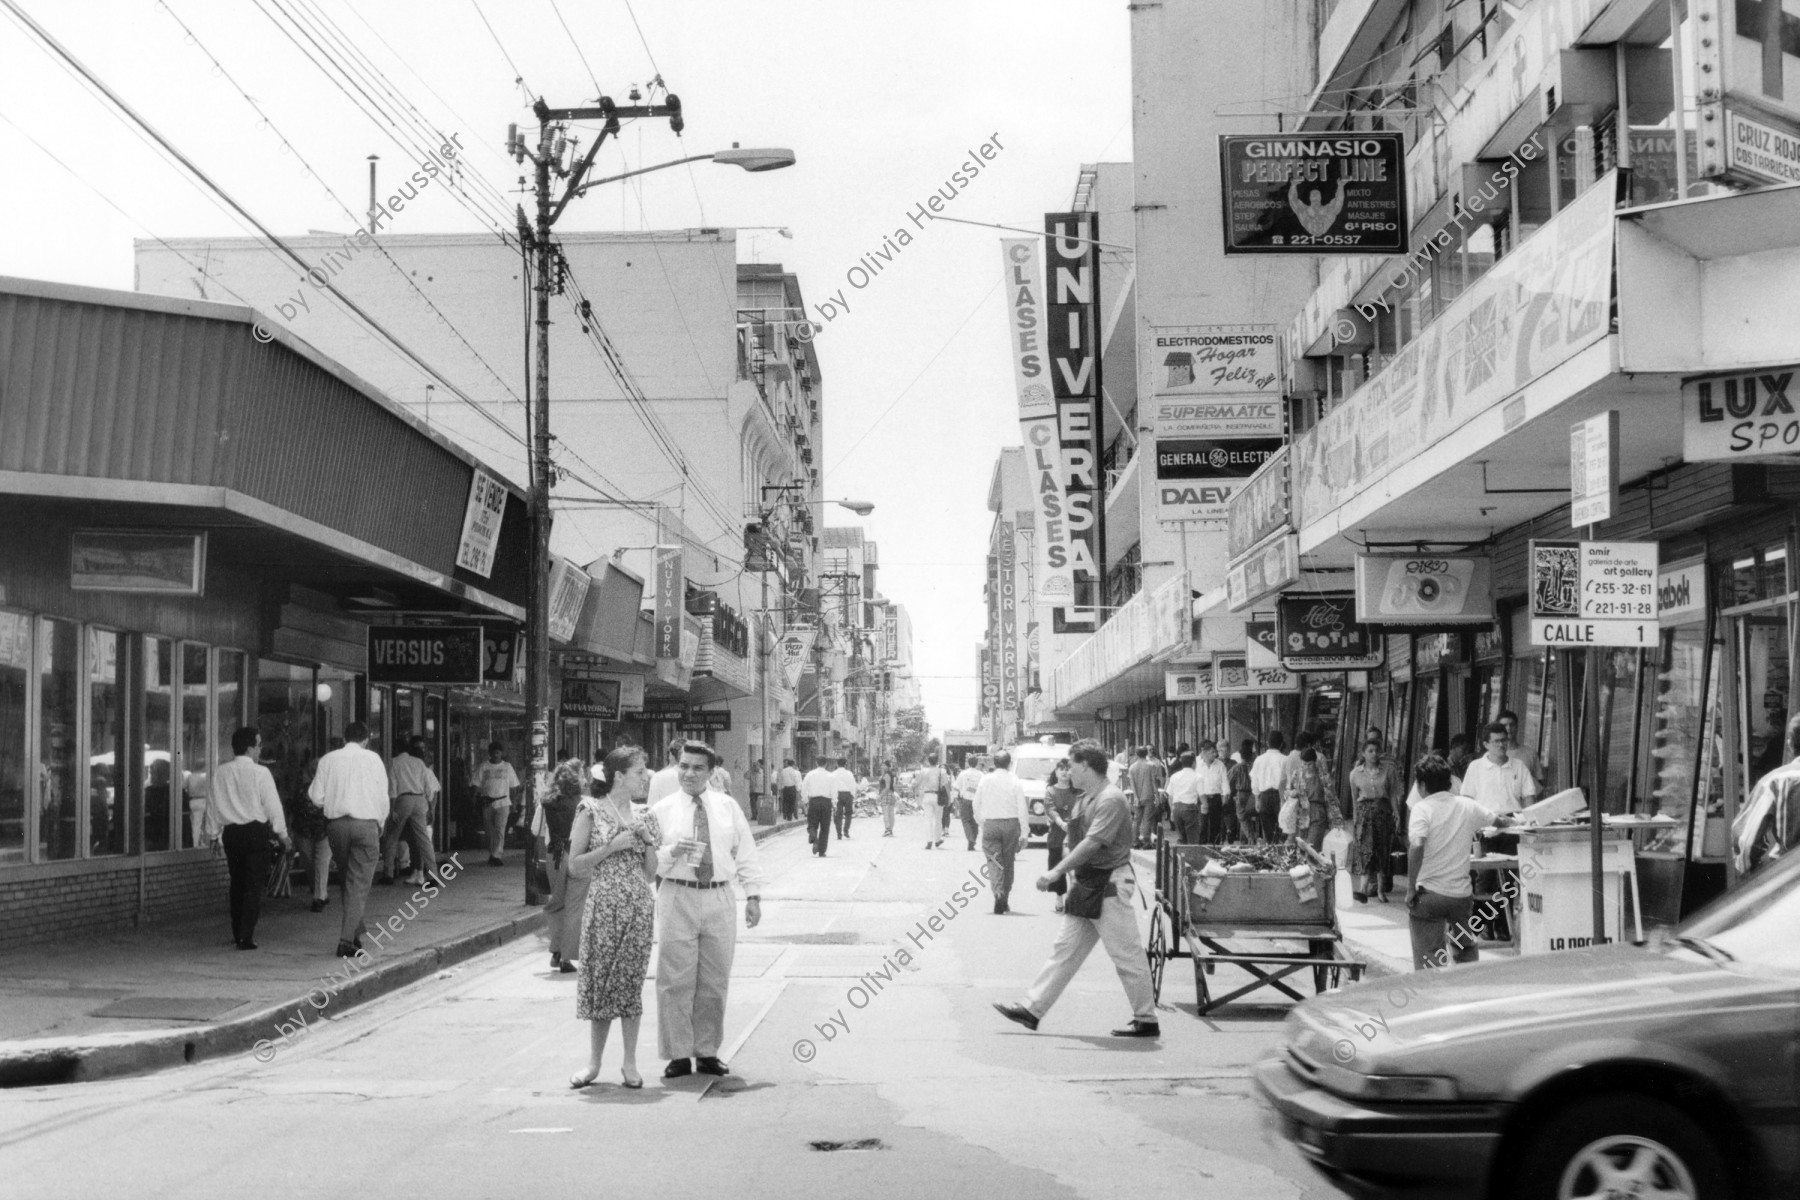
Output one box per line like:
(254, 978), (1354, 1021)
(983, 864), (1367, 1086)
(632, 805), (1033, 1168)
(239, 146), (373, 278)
(530, 855), (554, 895)
(1063, 864), (1116, 919)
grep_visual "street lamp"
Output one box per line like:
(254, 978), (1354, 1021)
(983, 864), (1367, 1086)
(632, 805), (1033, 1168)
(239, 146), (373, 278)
(511, 92), (792, 901)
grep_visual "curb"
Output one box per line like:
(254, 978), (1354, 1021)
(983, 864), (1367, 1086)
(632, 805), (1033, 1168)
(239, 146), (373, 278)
(0, 907), (547, 1089)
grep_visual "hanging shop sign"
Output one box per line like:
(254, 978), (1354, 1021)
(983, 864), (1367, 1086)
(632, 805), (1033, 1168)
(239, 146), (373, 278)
(681, 709), (733, 732)
(998, 522), (1020, 711)
(70, 530), (207, 595)
(1212, 650), (1300, 694)
(455, 468), (507, 578)
(1691, 0), (1800, 186)
(1528, 539), (1658, 647)
(1218, 132), (1408, 254)
(1276, 593), (1382, 670)
(1658, 556), (1707, 628)
(546, 557), (591, 645)
(1166, 667), (1213, 702)
(1226, 532), (1300, 612)
(1227, 447), (1290, 558)
(638, 700), (690, 723)
(1681, 367), (1800, 462)
(1156, 437), (1282, 527)
(778, 624), (816, 690)
(1353, 554), (1495, 625)
(1246, 615), (1281, 669)
(1569, 410), (1619, 528)
(1145, 324), (1282, 423)
(1044, 212), (1105, 634)
(560, 676), (621, 720)
(483, 626), (522, 681)
(653, 546), (684, 660)
(367, 625), (483, 685)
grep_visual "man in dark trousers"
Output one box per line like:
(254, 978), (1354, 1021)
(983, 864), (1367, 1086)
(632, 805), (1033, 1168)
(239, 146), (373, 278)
(205, 727), (290, 950)
(801, 756), (838, 856)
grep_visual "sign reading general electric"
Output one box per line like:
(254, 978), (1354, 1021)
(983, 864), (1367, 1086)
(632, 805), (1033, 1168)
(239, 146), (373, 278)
(1156, 437), (1282, 526)
(1682, 368), (1800, 461)
(367, 625), (484, 685)
(1354, 554), (1495, 625)
(1276, 594), (1382, 670)
(1219, 132), (1407, 255)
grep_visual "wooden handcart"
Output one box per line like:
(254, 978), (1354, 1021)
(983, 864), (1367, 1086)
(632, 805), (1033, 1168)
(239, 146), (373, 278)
(1144, 840), (1365, 1015)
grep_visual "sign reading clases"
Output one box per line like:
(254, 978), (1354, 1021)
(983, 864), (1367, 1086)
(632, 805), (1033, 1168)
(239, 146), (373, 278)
(367, 625), (484, 685)
(1219, 132), (1407, 254)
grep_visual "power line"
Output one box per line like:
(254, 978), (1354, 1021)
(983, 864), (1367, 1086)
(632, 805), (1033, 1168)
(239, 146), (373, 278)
(547, 0), (603, 98)
(468, 0), (532, 102)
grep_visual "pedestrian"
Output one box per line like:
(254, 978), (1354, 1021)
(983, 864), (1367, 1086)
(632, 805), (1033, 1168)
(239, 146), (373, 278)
(1195, 740), (1230, 844)
(709, 756), (733, 798)
(646, 740), (683, 804)
(914, 753), (950, 848)
(473, 741), (520, 866)
(308, 720), (389, 958)
(953, 756), (984, 850)
(651, 741), (765, 1079)
(974, 750), (1030, 913)
(1282, 739), (1328, 851)
(381, 736), (439, 888)
(777, 758), (801, 822)
(832, 756), (858, 839)
(1126, 745), (1166, 849)
(1251, 732), (1289, 845)
(1496, 710), (1540, 785)
(567, 744), (659, 1091)
(1347, 739), (1401, 903)
(293, 740), (337, 913)
(538, 753), (590, 974)
(802, 756), (837, 856)
(1229, 738), (1258, 843)
(1166, 752), (1200, 844)
(204, 727), (290, 950)
(878, 761), (899, 836)
(992, 739), (1158, 1038)
(1445, 732), (1474, 781)
(1406, 753), (1516, 970)
(1042, 759), (1079, 913)
(1460, 722), (1539, 813)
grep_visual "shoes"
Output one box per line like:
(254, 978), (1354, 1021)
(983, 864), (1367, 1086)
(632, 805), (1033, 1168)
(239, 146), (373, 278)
(569, 1068), (598, 1090)
(1000, 899), (1010, 914)
(1377, 891), (1390, 904)
(1353, 892), (1368, 904)
(373, 874), (395, 887)
(560, 960), (577, 974)
(968, 843), (976, 851)
(404, 875), (426, 888)
(621, 1069), (644, 1089)
(924, 842), (933, 849)
(993, 1002), (1039, 1032)
(662, 1059), (692, 1079)
(335, 940), (357, 958)
(1112, 1019), (1161, 1038)
(550, 951), (562, 970)
(1053, 900), (1065, 913)
(236, 940), (257, 950)
(309, 899), (327, 913)
(488, 856), (505, 867)
(353, 936), (363, 951)
(695, 1056), (729, 1076)
(993, 899), (1004, 915)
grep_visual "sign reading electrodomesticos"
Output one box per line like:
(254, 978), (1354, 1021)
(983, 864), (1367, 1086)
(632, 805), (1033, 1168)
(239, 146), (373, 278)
(1146, 324), (1282, 431)
(1042, 212), (1105, 633)
(1218, 133), (1407, 254)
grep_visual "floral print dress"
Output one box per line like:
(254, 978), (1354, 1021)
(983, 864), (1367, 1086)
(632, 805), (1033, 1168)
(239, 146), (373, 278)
(574, 799), (659, 1021)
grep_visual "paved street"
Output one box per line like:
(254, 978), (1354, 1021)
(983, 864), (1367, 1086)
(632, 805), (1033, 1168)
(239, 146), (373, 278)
(2, 824), (1331, 1200)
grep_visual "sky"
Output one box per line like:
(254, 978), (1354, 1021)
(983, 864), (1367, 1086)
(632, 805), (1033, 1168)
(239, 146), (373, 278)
(0, 0), (1134, 734)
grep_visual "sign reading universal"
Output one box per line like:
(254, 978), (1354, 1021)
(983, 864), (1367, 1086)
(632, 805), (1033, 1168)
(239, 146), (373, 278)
(1219, 132), (1407, 254)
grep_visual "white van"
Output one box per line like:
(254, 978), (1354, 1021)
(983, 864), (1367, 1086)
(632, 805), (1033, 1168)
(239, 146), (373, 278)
(1009, 741), (1071, 843)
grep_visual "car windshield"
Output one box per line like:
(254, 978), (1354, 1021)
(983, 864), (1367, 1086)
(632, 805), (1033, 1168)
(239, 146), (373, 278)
(1677, 853), (1800, 974)
(1012, 757), (1057, 782)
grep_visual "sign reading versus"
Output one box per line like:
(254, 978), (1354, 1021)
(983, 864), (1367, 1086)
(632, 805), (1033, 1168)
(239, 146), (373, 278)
(367, 625), (484, 685)
(1528, 540), (1658, 647)
(1219, 132), (1408, 254)
(1276, 593), (1382, 669)
(456, 469), (507, 578)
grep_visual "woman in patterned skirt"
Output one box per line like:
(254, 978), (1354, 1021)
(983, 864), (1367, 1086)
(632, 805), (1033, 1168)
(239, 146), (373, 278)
(568, 745), (659, 1090)
(1347, 740), (1399, 903)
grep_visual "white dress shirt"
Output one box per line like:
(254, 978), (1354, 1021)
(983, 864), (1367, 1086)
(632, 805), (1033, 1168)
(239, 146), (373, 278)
(388, 751), (439, 799)
(972, 768), (1030, 823)
(1166, 766), (1200, 806)
(1249, 748), (1290, 794)
(652, 787), (765, 893)
(207, 755), (288, 836)
(832, 766), (858, 796)
(308, 742), (390, 823)
(954, 767), (984, 799)
(778, 766), (802, 789)
(1195, 758), (1231, 797)
(802, 766), (836, 798)
(646, 763), (681, 803)
(1459, 755), (1538, 813)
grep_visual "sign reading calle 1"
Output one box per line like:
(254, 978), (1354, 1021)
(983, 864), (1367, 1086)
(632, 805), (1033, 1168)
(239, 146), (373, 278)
(1528, 540), (1658, 647)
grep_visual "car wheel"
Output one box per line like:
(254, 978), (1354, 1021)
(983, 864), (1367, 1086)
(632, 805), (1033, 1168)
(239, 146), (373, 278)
(1511, 1093), (1727, 1200)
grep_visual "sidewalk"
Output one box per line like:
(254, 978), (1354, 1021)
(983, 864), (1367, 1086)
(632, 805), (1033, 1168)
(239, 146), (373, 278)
(0, 819), (808, 1087)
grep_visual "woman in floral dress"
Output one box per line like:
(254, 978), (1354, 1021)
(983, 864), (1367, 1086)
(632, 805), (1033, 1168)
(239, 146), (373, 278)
(1346, 740), (1399, 903)
(568, 745), (658, 1090)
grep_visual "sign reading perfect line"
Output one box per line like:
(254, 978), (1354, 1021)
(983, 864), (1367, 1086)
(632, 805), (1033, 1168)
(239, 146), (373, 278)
(1219, 132), (1408, 254)
(1002, 238), (1078, 627)
(367, 626), (484, 684)
(1043, 212), (1104, 633)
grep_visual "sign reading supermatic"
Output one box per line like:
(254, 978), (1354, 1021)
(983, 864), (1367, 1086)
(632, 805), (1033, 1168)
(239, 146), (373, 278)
(1145, 324), (1282, 420)
(1219, 132), (1408, 255)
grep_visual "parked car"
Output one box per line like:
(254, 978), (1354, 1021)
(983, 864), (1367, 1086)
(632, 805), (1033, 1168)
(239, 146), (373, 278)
(1255, 850), (1800, 1200)
(1009, 741), (1070, 844)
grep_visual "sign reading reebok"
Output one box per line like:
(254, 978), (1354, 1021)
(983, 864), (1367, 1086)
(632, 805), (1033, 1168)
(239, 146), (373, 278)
(1044, 211), (1104, 634)
(1218, 132), (1407, 254)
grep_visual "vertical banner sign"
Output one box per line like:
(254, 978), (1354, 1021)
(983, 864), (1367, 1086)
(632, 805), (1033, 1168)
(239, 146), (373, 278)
(1044, 212), (1103, 633)
(1014, 520), (1035, 696)
(1569, 411), (1619, 528)
(998, 521), (1019, 712)
(653, 546), (684, 660)
(1002, 239), (1077, 628)
(979, 644), (996, 725)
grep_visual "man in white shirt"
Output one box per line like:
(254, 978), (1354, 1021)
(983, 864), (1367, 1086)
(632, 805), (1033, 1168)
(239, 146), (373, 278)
(1496, 710), (1541, 784)
(832, 759), (859, 839)
(308, 721), (390, 958)
(1408, 753), (1515, 970)
(1459, 723), (1538, 814)
(1249, 732), (1291, 842)
(651, 741), (764, 1079)
(953, 758), (985, 850)
(647, 740), (684, 804)
(973, 751), (1032, 913)
(1195, 741), (1232, 844)
(473, 742), (520, 867)
(777, 759), (802, 821)
(382, 736), (440, 888)
(913, 755), (950, 848)
(206, 727), (289, 950)
(802, 757), (838, 856)
(1165, 752), (1201, 844)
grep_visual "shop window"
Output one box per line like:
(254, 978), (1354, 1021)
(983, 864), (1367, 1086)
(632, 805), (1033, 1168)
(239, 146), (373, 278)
(368, 686), (388, 769)
(1647, 626), (1707, 842)
(215, 649), (245, 769)
(257, 661), (317, 814)
(318, 668), (355, 746)
(0, 611), (27, 864)
(87, 628), (128, 857)
(143, 637), (176, 852)
(180, 643), (210, 850)
(1412, 675), (1441, 758)
(1726, 546), (1791, 609)
(38, 617), (79, 861)
(1583, 648), (1645, 815)
(1740, 610), (1791, 789)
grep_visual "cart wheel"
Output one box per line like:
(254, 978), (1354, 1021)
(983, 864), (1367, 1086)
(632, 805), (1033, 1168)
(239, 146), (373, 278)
(1146, 908), (1167, 1002)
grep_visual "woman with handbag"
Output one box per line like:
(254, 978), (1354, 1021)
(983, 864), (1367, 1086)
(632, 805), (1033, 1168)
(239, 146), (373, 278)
(568, 745), (659, 1090)
(537, 755), (590, 974)
(1042, 759), (1079, 914)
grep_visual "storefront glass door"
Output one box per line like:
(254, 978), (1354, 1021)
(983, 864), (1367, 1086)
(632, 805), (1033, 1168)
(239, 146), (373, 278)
(1738, 607), (1792, 791)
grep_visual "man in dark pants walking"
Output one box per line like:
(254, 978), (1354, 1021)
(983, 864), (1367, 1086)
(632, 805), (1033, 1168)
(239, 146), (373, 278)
(801, 756), (837, 856)
(205, 727), (290, 950)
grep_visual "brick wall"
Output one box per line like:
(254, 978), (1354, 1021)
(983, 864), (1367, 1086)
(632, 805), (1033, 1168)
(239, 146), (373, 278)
(0, 858), (228, 952)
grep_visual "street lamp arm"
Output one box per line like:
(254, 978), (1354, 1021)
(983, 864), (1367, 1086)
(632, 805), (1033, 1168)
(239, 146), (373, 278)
(571, 152), (718, 199)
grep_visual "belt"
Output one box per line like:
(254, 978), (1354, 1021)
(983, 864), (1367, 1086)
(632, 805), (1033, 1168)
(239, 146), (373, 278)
(658, 876), (730, 890)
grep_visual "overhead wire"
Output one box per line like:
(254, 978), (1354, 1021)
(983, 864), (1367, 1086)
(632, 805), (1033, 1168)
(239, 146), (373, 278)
(547, 0), (604, 99)
(468, 0), (533, 103)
